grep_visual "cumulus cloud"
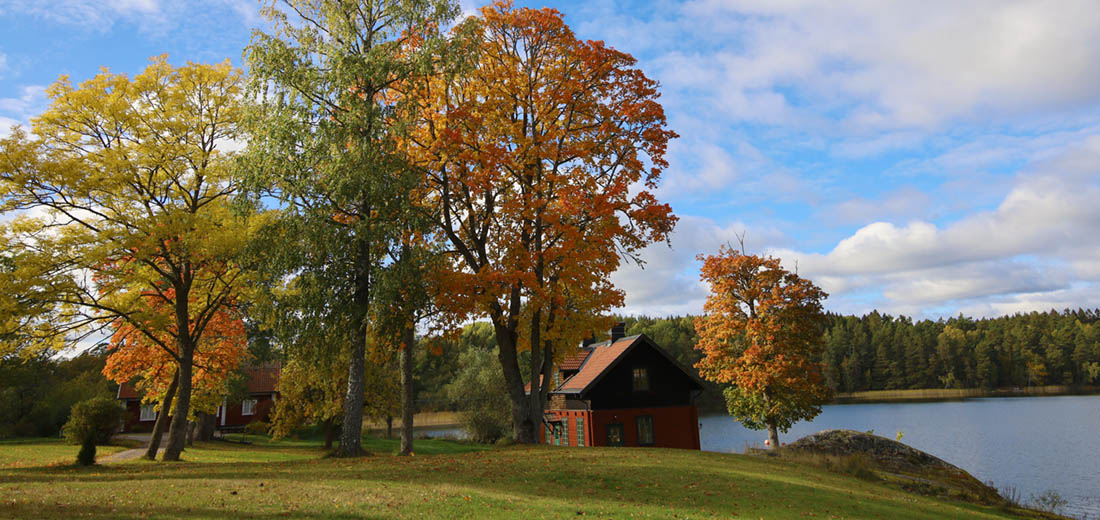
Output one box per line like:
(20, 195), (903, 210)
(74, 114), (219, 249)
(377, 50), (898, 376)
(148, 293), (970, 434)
(768, 136), (1100, 317)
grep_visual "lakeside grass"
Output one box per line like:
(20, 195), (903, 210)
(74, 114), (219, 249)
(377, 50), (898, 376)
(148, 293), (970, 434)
(0, 434), (1054, 519)
(833, 385), (1100, 403)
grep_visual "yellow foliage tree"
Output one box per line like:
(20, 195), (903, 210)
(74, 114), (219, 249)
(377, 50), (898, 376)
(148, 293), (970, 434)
(0, 56), (257, 461)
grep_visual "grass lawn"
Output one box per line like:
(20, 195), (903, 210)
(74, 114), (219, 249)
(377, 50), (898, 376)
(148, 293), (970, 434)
(0, 438), (128, 468)
(0, 435), (1048, 519)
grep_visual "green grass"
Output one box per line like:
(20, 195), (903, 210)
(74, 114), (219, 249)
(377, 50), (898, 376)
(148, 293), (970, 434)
(0, 435), (1049, 519)
(0, 438), (127, 468)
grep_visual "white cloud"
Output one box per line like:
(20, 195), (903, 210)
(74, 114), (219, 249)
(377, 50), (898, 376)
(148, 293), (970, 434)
(590, 0), (1100, 136)
(767, 136), (1100, 317)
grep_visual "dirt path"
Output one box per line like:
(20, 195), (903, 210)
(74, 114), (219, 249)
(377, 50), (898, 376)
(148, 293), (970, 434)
(98, 448), (162, 463)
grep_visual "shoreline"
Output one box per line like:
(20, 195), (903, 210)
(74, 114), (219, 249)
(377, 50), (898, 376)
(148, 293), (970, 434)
(831, 385), (1100, 404)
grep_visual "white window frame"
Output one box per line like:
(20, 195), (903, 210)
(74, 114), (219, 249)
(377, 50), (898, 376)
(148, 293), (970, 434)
(140, 403), (157, 422)
(242, 398), (257, 416)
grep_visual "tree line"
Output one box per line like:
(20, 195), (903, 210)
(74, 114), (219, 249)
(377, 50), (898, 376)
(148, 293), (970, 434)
(612, 308), (1100, 399)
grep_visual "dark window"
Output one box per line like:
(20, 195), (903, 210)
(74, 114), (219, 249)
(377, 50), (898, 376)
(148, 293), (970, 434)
(606, 423), (624, 446)
(632, 367), (649, 391)
(636, 415), (655, 446)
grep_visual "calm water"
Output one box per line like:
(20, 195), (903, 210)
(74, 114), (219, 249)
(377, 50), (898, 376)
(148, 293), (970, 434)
(700, 395), (1100, 518)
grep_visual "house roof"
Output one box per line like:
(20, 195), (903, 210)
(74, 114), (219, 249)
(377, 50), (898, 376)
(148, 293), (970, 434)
(553, 334), (703, 397)
(117, 382), (140, 400)
(115, 362), (282, 401)
(555, 335), (640, 394)
(557, 350), (591, 371)
(245, 363), (281, 394)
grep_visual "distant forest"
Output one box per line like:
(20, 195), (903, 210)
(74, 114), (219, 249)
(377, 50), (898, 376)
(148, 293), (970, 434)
(616, 308), (1100, 396)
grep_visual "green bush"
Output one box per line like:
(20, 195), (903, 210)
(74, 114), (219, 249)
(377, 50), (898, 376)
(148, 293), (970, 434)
(444, 348), (512, 444)
(63, 397), (125, 446)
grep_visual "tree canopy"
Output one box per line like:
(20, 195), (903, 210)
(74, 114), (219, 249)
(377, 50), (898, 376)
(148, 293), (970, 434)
(694, 245), (831, 448)
(0, 56), (255, 460)
(400, 0), (678, 443)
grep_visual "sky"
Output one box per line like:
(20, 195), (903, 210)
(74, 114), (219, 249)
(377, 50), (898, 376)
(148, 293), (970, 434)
(2, 0), (1098, 321)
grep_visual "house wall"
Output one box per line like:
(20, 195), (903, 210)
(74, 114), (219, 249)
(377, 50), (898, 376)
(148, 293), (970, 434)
(121, 400), (163, 432)
(218, 393), (276, 427)
(540, 410), (593, 447)
(589, 405), (699, 450)
(541, 405), (699, 450)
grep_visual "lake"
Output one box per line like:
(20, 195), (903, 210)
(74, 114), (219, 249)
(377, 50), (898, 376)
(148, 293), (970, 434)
(700, 394), (1100, 519)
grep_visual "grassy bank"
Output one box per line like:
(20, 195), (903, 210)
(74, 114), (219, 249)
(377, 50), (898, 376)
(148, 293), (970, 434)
(833, 385), (1100, 403)
(0, 435), (1057, 519)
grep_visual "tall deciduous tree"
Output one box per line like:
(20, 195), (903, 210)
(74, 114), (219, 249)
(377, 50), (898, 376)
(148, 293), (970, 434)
(694, 245), (831, 448)
(0, 57), (253, 461)
(401, 1), (677, 443)
(241, 0), (460, 456)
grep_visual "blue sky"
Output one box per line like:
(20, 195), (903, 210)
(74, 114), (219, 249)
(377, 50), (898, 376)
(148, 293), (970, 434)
(3, 0), (1098, 320)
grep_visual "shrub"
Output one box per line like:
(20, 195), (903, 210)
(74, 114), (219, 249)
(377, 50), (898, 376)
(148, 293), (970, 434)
(444, 348), (512, 443)
(63, 397), (125, 446)
(245, 420), (270, 436)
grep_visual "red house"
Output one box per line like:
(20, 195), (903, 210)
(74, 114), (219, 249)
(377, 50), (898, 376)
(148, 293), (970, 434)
(539, 324), (703, 449)
(117, 363), (281, 432)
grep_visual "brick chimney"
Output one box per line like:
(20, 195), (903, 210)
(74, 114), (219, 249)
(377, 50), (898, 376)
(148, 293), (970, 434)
(609, 322), (626, 343)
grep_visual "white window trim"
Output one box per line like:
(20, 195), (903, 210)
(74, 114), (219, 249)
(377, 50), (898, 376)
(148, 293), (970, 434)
(242, 398), (257, 416)
(140, 403), (157, 422)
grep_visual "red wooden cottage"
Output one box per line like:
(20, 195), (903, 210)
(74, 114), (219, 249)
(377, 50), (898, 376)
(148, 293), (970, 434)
(117, 363), (281, 433)
(539, 324), (703, 449)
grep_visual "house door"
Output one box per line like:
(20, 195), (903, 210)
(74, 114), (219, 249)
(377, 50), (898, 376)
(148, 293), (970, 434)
(606, 423), (624, 446)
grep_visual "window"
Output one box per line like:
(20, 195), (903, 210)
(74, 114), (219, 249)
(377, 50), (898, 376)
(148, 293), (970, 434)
(576, 416), (585, 447)
(606, 423), (624, 446)
(140, 403), (157, 422)
(242, 399), (257, 416)
(632, 367), (650, 391)
(636, 415), (655, 446)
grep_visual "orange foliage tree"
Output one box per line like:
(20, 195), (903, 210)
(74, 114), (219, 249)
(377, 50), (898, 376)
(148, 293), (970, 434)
(103, 293), (248, 411)
(400, 1), (677, 442)
(694, 245), (831, 448)
(102, 290), (248, 458)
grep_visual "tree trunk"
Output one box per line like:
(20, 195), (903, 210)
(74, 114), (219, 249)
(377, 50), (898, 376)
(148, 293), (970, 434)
(145, 369), (179, 460)
(197, 412), (216, 441)
(163, 337), (195, 461)
(399, 325), (415, 456)
(385, 416), (393, 439)
(324, 418), (336, 450)
(338, 327), (366, 457)
(186, 420), (196, 446)
(494, 322), (535, 443)
(767, 421), (780, 450)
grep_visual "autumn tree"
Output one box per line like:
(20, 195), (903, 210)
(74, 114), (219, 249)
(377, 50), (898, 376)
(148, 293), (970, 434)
(241, 0), (460, 457)
(0, 57), (254, 461)
(694, 245), (831, 448)
(103, 294), (248, 459)
(400, 1), (677, 443)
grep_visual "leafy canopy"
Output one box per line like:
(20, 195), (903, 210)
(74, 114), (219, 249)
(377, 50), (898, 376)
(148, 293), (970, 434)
(694, 246), (831, 434)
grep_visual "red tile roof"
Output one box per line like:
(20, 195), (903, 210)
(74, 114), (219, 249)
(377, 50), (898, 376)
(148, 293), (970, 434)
(556, 336), (640, 393)
(245, 363), (281, 394)
(117, 382), (140, 400)
(557, 349), (592, 371)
